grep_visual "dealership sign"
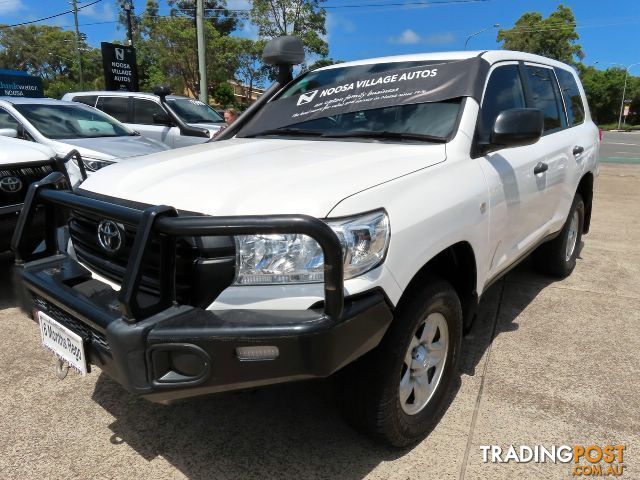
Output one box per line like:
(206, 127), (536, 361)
(100, 42), (139, 91)
(241, 58), (489, 136)
(0, 69), (44, 98)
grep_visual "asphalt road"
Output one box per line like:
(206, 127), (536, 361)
(601, 130), (640, 164)
(0, 164), (639, 479)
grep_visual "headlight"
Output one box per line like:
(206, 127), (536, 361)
(83, 158), (115, 172)
(234, 210), (390, 285)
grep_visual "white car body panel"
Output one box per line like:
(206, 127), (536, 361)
(72, 50), (600, 312)
(0, 135), (56, 164)
(78, 138), (446, 218)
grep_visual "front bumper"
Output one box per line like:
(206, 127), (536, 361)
(19, 255), (392, 403)
(12, 172), (393, 403)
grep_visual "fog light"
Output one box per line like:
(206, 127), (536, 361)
(235, 346), (279, 361)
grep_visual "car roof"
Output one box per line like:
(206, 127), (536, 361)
(316, 50), (576, 73)
(63, 91), (191, 101)
(0, 96), (84, 106)
(0, 136), (55, 164)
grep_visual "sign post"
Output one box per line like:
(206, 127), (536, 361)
(100, 42), (139, 91)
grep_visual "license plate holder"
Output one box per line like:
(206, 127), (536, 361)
(37, 310), (88, 376)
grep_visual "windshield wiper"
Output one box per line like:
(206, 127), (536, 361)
(246, 128), (323, 138)
(321, 130), (447, 143)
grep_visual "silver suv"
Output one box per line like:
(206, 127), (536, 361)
(62, 90), (225, 148)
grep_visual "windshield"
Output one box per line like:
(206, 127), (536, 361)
(166, 98), (224, 124)
(14, 103), (133, 139)
(239, 60), (472, 140)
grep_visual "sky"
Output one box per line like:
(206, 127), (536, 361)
(1, 0), (639, 72)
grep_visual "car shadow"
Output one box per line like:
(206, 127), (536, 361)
(0, 252), (17, 310)
(87, 252), (571, 479)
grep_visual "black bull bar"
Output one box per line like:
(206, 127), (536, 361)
(11, 172), (345, 322)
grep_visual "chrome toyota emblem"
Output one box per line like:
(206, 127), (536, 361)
(97, 220), (123, 254)
(0, 176), (22, 193)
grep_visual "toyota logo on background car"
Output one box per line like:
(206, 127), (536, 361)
(97, 219), (124, 254)
(0, 176), (23, 193)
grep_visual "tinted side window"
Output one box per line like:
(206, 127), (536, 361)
(525, 66), (563, 132)
(72, 95), (97, 107)
(479, 64), (526, 142)
(555, 68), (585, 126)
(96, 96), (129, 122)
(132, 98), (165, 125)
(0, 108), (20, 129)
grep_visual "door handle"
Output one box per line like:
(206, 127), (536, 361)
(534, 162), (548, 175)
(573, 145), (584, 156)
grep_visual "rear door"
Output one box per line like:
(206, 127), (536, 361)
(95, 96), (130, 124)
(520, 62), (569, 230)
(550, 67), (598, 231)
(129, 97), (174, 147)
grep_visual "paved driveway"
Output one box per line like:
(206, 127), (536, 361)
(601, 130), (640, 164)
(0, 164), (638, 479)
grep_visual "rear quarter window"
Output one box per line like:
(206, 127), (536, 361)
(555, 68), (585, 126)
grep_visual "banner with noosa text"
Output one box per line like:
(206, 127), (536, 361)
(239, 57), (489, 137)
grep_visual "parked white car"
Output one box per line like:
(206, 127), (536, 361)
(62, 90), (225, 148)
(14, 39), (599, 447)
(0, 136), (69, 252)
(0, 97), (168, 184)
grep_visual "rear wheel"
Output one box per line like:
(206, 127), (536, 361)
(533, 193), (584, 278)
(338, 278), (462, 447)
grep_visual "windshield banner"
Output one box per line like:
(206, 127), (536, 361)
(240, 57), (489, 136)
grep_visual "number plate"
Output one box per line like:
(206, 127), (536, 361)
(38, 311), (87, 376)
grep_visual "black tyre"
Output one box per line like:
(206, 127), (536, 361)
(338, 278), (462, 447)
(533, 193), (584, 278)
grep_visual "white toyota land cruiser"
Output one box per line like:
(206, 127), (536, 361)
(14, 37), (598, 447)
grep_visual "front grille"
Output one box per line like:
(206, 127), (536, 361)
(68, 207), (236, 307)
(33, 295), (110, 352)
(0, 161), (54, 208)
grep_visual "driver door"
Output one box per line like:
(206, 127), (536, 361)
(475, 62), (553, 280)
(129, 97), (174, 147)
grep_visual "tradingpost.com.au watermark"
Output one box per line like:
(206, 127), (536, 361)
(481, 445), (626, 476)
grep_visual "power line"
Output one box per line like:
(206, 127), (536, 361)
(0, 0), (103, 29)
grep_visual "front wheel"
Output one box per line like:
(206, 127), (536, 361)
(338, 278), (462, 447)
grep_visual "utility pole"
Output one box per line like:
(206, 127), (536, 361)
(70, 0), (84, 90)
(196, 0), (208, 103)
(122, 1), (134, 47)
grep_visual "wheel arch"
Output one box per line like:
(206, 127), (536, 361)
(397, 241), (478, 331)
(577, 171), (594, 234)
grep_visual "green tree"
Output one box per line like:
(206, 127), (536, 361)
(579, 65), (640, 125)
(212, 82), (234, 107)
(139, 14), (239, 96)
(497, 5), (583, 64)
(307, 57), (342, 71)
(249, 0), (328, 58)
(0, 24), (102, 97)
(232, 38), (268, 103)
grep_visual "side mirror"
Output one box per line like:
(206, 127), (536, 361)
(491, 108), (544, 149)
(0, 128), (18, 138)
(262, 36), (305, 84)
(153, 84), (172, 100)
(153, 112), (172, 126)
